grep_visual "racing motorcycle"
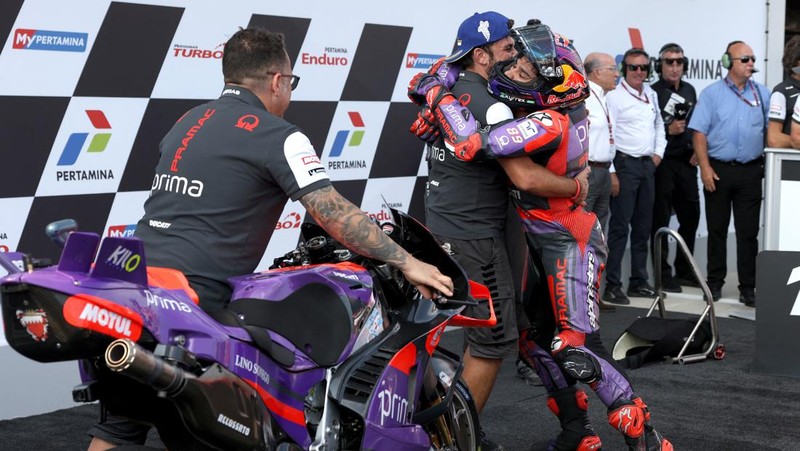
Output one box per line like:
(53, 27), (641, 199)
(0, 210), (494, 450)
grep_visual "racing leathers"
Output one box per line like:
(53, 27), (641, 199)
(421, 84), (671, 450)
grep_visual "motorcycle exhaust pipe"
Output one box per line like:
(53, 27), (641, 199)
(105, 339), (188, 397)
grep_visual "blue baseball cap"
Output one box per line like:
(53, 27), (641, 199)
(445, 12), (514, 63)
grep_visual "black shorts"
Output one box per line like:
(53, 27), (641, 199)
(436, 235), (518, 359)
(88, 410), (150, 446)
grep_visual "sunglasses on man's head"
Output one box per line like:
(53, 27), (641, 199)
(663, 58), (684, 66)
(626, 64), (649, 72)
(732, 55), (756, 64)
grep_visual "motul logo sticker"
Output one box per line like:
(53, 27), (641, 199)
(63, 294), (142, 341)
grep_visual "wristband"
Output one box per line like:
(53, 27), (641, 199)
(570, 178), (581, 201)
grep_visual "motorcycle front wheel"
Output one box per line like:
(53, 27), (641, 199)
(427, 378), (480, 450)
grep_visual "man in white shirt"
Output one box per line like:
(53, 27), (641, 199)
(584, 52), (619, 312)
(604, 48), (667, 305)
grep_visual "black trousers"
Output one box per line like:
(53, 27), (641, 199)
(651, 158), (700, 279)
(606, 154), (656, 287)
(704, 158), (763, 292)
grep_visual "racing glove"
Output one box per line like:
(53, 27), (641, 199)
(407, 57), (459, 105)
(409, 105), (440, 143)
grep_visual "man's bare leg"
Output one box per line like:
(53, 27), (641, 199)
(87, 437), (115, 451)
(461, 347), (503, 413)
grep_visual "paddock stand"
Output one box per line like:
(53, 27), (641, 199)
(612, 227), (726, 365)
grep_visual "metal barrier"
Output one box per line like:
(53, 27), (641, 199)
(652, 227), (725, 364)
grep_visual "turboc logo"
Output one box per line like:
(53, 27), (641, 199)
(172, 43), (224, 59)
(406, 53), (445, 69)
(13, 29), (87, 52)
(330, 112), (364, 158)
(58, 110), (111, 166)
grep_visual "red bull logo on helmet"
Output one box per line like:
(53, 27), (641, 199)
(553, 64), (586, 93)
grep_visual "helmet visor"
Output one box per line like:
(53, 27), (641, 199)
(512, 24), (558, 79)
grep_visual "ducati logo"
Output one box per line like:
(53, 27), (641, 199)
(16, 309), (49, 342)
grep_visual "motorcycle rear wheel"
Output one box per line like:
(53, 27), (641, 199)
(428, 378), (480, 450)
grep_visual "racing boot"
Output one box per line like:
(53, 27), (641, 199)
(607, 396), (673, 451)
(546, 386), (602, 451)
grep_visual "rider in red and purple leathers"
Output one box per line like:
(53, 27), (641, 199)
(409, 23), (672, 451)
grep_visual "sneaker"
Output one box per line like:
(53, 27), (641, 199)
(675, 275), (701, 288)
(516, 359), (543, 386)
(604, 285), (631, 305)
(660, 277), (682, 293)
(740, 289), (756, 307)
(703, 286), (722, 302)
(627, 284), (657, 298)
(598, 299), (617, 312)
(479, 430), (505, 451)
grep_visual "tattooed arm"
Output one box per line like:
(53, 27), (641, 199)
(300, 186), (453, 298)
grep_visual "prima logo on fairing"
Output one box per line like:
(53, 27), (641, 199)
(106, 245), (141, 273)
(377, 388), (409, 426)
(145, 291), (192, 313)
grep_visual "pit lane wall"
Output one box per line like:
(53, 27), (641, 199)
(0, 0), (784, 419)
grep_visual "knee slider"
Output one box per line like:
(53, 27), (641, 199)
(552, 345), (602, 384)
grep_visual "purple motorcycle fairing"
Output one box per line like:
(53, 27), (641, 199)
(361, 360), (431, 450)
(227, 340), (325, 448)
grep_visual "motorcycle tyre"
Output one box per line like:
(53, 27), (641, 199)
(431, 378), (481, 451)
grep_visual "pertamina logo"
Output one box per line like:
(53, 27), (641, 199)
(406, 53), (445, 69)
(301, 47), (348, 66)
(0, 232), (8, 252)
(172, 43), (224, 59)
(12, 29), (87, 52)
(108, 225), (136, 237)
(328, 112), (366, 170)
(56, 110), (114, 182)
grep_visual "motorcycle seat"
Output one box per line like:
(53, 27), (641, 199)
(228, 282), (354, 368)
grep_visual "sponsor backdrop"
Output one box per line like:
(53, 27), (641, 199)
(0, 0), (776, 349)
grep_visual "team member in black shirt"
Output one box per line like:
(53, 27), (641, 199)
(650, 43), (700, 291)
(88, 27), (453, 451)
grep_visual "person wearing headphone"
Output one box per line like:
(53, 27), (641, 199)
(767, 35), (800, 148)
(603, 48), (667, 306)
(650, 43), (700, 293)
(687, 40), (769, 307)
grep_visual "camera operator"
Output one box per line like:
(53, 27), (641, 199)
(650, 43), (700, 292)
